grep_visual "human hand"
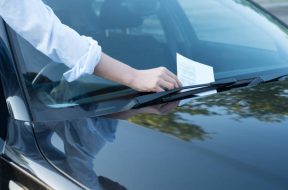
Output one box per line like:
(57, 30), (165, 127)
(129, 67), (182, 92)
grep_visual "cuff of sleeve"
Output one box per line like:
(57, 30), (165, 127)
(63, 36), (102, 82)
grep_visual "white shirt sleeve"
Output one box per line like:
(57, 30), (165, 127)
(0, 0), (102, 82)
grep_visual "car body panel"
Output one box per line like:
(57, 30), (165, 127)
(34, 80), (288, 190)
(1, 0), (288, 189)
(4, 118), (83, 190)
(0, 19), (82, 189)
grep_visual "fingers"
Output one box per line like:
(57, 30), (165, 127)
(163, 75), (180, 88)
(158, 79), (175, 91)
(159, 67), (182, 88)
(166, 70), (182, 87)
(155, 86), (165, 92)
(131, 67), (181, 93)
(159, 67), (182, 89)
(152, 80), (173, 93)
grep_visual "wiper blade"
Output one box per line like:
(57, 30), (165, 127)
(247, 73), (288, 87)
(134, 88), (181, 105)
(163, 73), (288, 103)
(133, 78), (237, 107)
(134, 72), (288, 107)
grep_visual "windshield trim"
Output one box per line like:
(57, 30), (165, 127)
(4, 23), (34, 121)
(247, 0), (288, 30)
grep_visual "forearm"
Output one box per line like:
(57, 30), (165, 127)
(0, 0), (102, 82)
(94, 53), (181, 92)
(94, 53), (137, 87)
(0, 0), (180, 92)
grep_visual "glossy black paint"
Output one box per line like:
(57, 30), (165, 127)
(1, 1), (288, 190)
(34, 80), (288, 190)
(0, 20), (82, 189)
(0, 156), (49, 190)
(4, 118), (84, 190)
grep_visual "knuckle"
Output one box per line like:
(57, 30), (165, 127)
(159, 66), (166, 72)
(156, 80), (161, 86)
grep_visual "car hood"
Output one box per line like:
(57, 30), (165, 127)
(32, 80), (288, 190)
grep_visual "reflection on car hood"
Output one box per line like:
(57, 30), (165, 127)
(33, 80), (288, 190)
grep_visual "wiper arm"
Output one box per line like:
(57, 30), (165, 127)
(134, 72), (288, 107)
(247, 72), (288, 87)
(134, 88), (181, 106)
(162, 73), (288, 103)
(133, 78), (237, 107)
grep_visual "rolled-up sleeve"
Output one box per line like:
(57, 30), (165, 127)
(0, 0), (102, 82)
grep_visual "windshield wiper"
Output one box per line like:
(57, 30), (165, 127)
(133, 78), (237, 107)
(247, 72), (288, 87)
(133, 72), (288, 108)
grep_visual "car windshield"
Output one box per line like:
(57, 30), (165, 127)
(11, 0), (288, 112)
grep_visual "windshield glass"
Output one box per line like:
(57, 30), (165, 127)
(11, 0), (288, 111)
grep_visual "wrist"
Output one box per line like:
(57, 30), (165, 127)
(124, 68), (139, 89)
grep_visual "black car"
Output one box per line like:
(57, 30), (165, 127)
(1, 0), (288, 189)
